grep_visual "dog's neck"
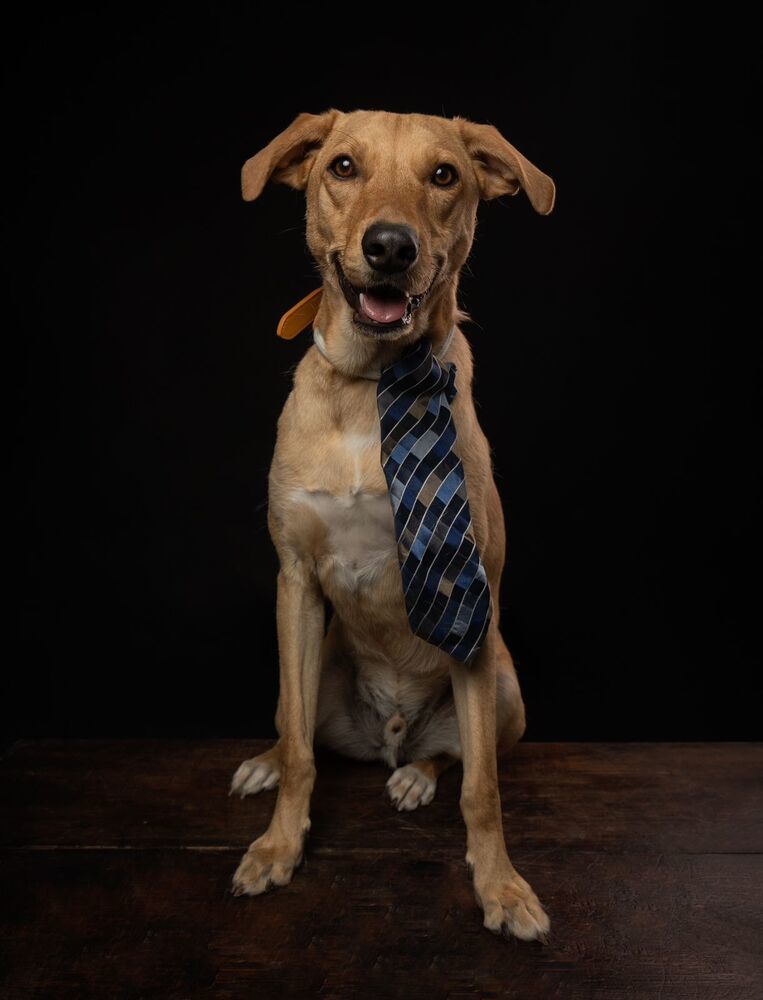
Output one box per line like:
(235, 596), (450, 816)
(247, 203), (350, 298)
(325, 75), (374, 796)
(311, 282), (459, 381)
(312, 323), (456, 381)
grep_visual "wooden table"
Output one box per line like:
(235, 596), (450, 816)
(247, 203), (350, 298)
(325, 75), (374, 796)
(1, 741), (761, 998)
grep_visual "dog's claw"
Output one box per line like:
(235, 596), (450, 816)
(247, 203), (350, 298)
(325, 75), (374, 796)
(230, 752), (281, 798)
(386, 764), (436, 811)
(473, 862), (550, 943)
(231, 826), (308, 898)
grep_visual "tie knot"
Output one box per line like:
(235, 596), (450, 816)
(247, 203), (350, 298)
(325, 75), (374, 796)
(378, 336), (458, 414)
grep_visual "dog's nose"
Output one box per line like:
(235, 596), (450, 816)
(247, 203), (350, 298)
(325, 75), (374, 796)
(362, 222), (419, 274)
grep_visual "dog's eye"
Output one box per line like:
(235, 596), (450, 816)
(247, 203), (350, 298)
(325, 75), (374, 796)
(329, 155), (357, 179)
(432, 163), (459, 187)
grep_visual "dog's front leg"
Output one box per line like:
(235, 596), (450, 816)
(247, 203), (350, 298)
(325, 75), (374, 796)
(450, 619), (550, 941)
(232, 563), (325, 896)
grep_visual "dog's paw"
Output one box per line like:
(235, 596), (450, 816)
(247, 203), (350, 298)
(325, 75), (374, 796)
(230, 749), (280, 798)
(386, 763), (436, 811)
(231, 830), (307, 897)
(470, 858), (550, 943)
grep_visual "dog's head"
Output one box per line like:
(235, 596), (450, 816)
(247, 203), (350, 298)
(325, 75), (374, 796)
(242, 109), (555, 342)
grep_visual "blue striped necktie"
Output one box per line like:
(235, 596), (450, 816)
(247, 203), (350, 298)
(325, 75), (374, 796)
(377, 332), (493, 664)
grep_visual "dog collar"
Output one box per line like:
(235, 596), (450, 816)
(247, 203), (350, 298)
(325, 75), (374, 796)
(312, 323), (456, 382)
(274, 284), (455, 380)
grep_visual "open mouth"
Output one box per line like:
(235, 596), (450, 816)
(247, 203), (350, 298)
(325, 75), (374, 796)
(333, 255), (436, 335)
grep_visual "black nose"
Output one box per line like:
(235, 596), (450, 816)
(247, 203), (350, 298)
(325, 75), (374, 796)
(362, 222), (419, 274)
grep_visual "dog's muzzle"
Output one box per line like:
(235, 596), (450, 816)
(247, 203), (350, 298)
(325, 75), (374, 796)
(333, 255), (438, 336)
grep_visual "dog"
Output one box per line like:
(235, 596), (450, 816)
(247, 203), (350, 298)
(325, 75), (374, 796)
(230, 108), (555, 942)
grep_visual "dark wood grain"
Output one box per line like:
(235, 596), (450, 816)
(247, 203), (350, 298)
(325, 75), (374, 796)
(1, 741), (761, 999)
(2, 740), (761, 853)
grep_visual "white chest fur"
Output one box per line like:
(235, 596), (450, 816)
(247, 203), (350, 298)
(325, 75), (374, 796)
(291, 487), (396, 591)
(288, 429), (398, 592)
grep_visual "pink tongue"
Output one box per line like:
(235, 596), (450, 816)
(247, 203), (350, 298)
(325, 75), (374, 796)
(359, 291), (407, 324)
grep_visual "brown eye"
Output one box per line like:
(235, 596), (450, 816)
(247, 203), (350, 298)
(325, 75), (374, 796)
(329, 155), (357, 179)
(432, 163), (459, 187)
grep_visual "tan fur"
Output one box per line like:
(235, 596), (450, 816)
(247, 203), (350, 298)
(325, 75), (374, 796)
(231, 109), (555, 941)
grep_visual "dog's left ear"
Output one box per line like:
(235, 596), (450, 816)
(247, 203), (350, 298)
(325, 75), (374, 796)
(242, 109), (341, 202)
(454, 117), (556, 215)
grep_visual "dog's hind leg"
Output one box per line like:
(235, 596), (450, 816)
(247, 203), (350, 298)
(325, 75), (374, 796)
(386, 752), (458, 810)
(386, 643), (526, 811)
(381, 687), (460, 809)
(230, 743), (281, 798)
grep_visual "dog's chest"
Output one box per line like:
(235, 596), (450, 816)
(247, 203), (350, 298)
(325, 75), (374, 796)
(287, 429), (398, 592)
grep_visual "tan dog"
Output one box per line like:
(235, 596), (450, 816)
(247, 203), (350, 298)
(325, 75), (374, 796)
(230, 108), (556, 942)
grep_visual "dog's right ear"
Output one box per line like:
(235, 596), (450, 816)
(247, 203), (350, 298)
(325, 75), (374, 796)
(241, 109), (341, 202)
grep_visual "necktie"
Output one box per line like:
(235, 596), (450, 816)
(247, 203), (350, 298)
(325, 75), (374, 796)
(377, 334), (493, 664)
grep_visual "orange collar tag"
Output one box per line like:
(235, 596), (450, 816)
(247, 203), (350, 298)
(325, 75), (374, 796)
(277, 287), (323, 340)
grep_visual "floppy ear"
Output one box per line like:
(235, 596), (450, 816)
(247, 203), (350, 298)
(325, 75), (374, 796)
(454, 117), (556, 215)
(241, 108), (341, 202)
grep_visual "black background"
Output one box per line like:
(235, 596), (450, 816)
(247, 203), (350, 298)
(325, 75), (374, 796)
(5, 7), (759, 749)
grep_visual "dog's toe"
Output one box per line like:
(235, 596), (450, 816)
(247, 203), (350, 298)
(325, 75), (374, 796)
(487, 896), (550, 942)
(386, 764), (436, 811)
(475, 867), (550, 943)
(231, 835), (303, 897)
(230, 752), (281, 797)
